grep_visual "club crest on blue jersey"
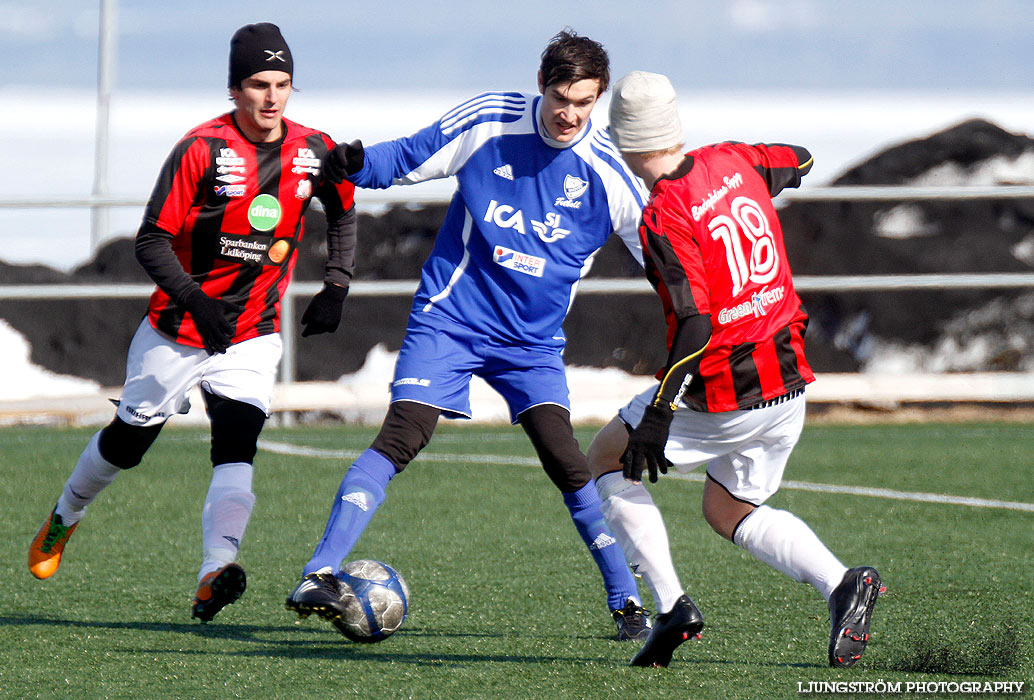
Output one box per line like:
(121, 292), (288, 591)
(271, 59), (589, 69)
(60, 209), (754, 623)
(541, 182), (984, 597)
(555, 174), (589, 209)
(564, 174), (588, 199)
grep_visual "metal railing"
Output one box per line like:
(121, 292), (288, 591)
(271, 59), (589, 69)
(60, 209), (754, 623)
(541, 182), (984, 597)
(3, 183), (1034, 397)
(4, 185), (1034, 211)
(4, 273), (1034, 386)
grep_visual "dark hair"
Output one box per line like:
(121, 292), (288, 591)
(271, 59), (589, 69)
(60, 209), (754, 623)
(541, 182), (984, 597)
(539, 29), (610, 94)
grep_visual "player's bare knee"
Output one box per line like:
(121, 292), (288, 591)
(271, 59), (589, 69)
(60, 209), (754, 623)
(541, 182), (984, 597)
(587, 416), (630, 479)
(98, 416), (164, 469)
(702, 477), (755, 541)
(702, 504), (736, 540)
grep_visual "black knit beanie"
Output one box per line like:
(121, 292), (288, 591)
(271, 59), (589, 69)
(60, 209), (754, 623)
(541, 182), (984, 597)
(228, 23), (293, 88)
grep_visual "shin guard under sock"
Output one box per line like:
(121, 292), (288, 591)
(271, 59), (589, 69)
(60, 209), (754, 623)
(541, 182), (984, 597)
(564, 480), (640, 611)
(304, 449), (396, 575)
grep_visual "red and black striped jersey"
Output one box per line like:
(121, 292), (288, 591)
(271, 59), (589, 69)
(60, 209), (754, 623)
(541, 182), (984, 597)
(140, 112), (356, 348)
(640, 142), (815, 412)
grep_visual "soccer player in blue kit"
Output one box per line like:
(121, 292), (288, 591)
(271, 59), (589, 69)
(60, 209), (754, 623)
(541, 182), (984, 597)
(287, 30), (653, 640)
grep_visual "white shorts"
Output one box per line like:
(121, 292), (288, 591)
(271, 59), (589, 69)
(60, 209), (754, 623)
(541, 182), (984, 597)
(618, 386), (806, 505)
(116, 319), (282, 427)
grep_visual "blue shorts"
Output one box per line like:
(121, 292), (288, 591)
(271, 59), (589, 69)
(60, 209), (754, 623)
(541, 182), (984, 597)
(390, 314), (570, 423)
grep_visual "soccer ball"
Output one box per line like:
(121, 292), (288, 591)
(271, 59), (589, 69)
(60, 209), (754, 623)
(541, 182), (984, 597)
(334, 559), (410, 643)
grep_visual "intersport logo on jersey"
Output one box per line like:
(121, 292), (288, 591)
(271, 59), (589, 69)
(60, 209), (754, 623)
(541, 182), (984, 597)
(493, 245), (546, 277)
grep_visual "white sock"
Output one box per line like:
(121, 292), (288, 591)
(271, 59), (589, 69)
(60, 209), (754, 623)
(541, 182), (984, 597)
(199, 462), (255, 582)
(733, 505), (848, 601)
(55, 431), (122, 525)
(596, 471), (685, 614)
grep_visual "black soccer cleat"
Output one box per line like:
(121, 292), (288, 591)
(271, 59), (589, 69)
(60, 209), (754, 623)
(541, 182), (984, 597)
(286, 571), (348, 623)
(191, 563), (247, 622)
(630, 594), (704, 667)
(612, 597), (652, 641)
(828, 566), (882, 668)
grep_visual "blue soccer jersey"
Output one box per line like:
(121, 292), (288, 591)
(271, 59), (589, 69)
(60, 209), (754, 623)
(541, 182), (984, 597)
(349, 91), (647, 348)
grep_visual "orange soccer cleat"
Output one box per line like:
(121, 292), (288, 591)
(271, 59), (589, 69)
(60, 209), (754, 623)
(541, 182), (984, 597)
(28, 506), (79, 580)
(191, 563), (247, 622)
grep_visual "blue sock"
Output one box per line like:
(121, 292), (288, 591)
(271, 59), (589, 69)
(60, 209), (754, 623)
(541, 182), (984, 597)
(304, 449), (397, 575)
(563, 481), (640, 611)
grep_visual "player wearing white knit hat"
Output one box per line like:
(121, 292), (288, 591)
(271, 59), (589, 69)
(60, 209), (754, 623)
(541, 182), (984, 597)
(592, 70), (883, 668)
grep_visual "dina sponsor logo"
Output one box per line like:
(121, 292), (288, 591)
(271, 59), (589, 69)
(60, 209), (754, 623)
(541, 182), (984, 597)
(247, 194), (282, 231)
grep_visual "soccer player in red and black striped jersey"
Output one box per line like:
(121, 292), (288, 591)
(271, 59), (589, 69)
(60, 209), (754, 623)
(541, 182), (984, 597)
(28, 23), (358, 624)
(589, 72), (881, 669)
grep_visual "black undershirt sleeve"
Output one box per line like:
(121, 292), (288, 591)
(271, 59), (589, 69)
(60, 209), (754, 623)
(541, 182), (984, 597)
(322, 204), (357, 289)
(650, 313), (713, 411)
(135, 222), (199, 305)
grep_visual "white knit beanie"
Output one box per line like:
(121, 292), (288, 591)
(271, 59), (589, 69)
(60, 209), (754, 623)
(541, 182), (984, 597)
(608, 71), (683, 153)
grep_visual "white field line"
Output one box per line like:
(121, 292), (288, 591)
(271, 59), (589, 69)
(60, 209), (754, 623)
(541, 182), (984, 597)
(257, 439), (1034, 513)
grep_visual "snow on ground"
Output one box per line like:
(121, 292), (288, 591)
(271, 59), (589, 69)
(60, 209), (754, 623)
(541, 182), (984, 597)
(0, 328), (653, 426)
(0, 320), (99, 401)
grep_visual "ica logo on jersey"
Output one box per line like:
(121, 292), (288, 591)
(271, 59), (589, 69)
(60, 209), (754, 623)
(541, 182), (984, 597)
(214, 148), (247, 195)
(292, 148), (320, 176)
(484, 200), (571, 243)
(216, 148), (245, 168)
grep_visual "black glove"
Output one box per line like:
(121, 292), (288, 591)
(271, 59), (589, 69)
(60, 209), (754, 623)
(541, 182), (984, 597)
(622, 404), (675, 483)
(323, 139), (365, 184)
(301, 283), (348, 337)
(182, 288), (238, 355)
